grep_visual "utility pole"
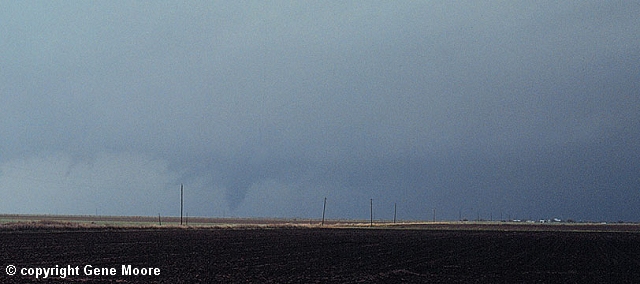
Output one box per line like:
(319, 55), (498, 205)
(321, 197), (327, 226)
(433, 208), (436, 222)
(180, 184), (184, 226)
(393, 203), (397, 224)
(370, 199), (373, 227)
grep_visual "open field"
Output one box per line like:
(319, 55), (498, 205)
(0, 214), (331, 227)
(2, 214), (639, 231)
(1, 215), (639, 283)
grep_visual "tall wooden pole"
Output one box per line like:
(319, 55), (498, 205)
(180, 184), (184, 225)
(370, 199), (373, 227)
(433, 208), (436, 222)
(393, 203), (397, 224)
(321, 197), (327, 226)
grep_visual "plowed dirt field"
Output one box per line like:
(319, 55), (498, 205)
(1, 226), (639, 283)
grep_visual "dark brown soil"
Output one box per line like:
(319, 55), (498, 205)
(1, 227), (639, 283)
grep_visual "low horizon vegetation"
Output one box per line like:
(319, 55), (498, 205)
(0, 214), (639, 233)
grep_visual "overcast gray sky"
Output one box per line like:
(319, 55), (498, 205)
(1, 1), (639, 221)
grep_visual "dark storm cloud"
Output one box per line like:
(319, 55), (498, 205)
(1, 1), (638, 221)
